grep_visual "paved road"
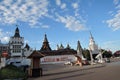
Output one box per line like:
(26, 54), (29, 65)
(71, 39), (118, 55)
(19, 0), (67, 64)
(28, 61), (120, 80)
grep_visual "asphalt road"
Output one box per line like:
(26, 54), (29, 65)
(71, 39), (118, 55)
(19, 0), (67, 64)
(28, 61), (120, 80)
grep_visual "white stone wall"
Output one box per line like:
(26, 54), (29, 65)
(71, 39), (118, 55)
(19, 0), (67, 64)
(9, 37), (24, 57)
(41, 55), (77, 64)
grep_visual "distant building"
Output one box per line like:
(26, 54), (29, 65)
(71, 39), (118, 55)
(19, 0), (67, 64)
(40, 34), (78, 64)
(8, 27), (24, 66)
(0, 41), (9, 68)
(9, 27), (24, 57)
(88, 32), (99, 59)
(24, 43), (33, 57)
(0, 40), (9, 55)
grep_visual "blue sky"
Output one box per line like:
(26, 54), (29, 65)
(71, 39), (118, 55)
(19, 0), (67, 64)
(0, 0), (120, 52)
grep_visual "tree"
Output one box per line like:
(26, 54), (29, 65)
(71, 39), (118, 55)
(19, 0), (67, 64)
(102, 49), (113, 58)
(83, 48), (90, 60)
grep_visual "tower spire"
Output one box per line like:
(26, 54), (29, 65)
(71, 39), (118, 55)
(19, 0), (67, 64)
(14, 25), (20, 37)
(44, 34), (48, 42)
(66, 44), (70, 49)
(40, 34), (52, 51)
(77, 40), (86, 60)
(90, 31), (93, 39)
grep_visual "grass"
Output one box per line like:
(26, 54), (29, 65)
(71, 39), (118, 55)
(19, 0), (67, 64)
(0, 64), (27, 80)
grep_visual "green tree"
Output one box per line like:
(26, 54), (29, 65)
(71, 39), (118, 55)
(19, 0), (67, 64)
(83, 48), (90, 60)
(101, 49), (113, 58)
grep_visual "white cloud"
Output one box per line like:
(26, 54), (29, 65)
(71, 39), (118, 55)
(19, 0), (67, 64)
(56, 14), (86, 31)
(116, 4), (120, 9)
(0, 0), (86, 31)
(72, 3), (79, 9)
(0, 0), (49, 27)
(41, 25), (50, 28)
(106, 0), (120, 31)
(71, 2), (80, 17)
(106, 10), (120, 31)
(2, 37), (10, 43)
(114, 0), (119, 5)
(24, 40), (30, 43)
(56, 0), (61, 6)
(61, 3), (66, 9)
(0, 29), (10, 43)
(56, 0), (66, 9)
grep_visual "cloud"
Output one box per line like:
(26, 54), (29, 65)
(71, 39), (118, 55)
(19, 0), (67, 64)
(113, 0), (119, 5)
(106, 0), (120, 31)
(71, 2), (80, 17)
(72, 3), (79, 9)
(106, 10), (120, 31)
(0, 0), (49, 27)
(41, 25), (50, 28)
(56, 0), (61, 6)
(61, 3), (66, 9)
(0, 0), (86, 32)
(55, 0), (66, 9)
(31, 25), (50, 29)
(56, 14), (86, 31)
(0, 29), (11, 43)
(24, 40), (30, 43)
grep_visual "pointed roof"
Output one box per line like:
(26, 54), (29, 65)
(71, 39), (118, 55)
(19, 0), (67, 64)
(56, 44), (59, 50)
(77, 40), (82, 50)
(90, 31), (93, 39)
(40, 34), (52, 51)
(66, 44), (71, 49)
(28, 50), (45, 58)
(77, 40), (86, 60)
(24, 43), (30, 50)
(14, 27), (20, 37)
(60, 44), (64, 49)
(44, 34), (48, 42)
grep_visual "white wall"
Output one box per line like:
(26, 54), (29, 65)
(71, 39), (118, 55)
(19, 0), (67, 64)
(41, 55), (77, 64)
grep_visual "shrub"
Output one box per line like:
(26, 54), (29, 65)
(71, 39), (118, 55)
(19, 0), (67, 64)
(0, 65), (27, 80)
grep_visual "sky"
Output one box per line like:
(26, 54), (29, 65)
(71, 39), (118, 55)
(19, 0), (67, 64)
(0, 0), (120, 53)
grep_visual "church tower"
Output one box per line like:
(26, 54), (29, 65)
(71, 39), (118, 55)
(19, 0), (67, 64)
(88, 32), (99, 59)
(9, 27), (24, 62)
(40, 34), (52, 51)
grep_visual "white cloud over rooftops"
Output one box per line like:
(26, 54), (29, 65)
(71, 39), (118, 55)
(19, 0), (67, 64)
(0, 29), (11, 43)
(0, 0), (48, 26)
(0, 0), (86, 32)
